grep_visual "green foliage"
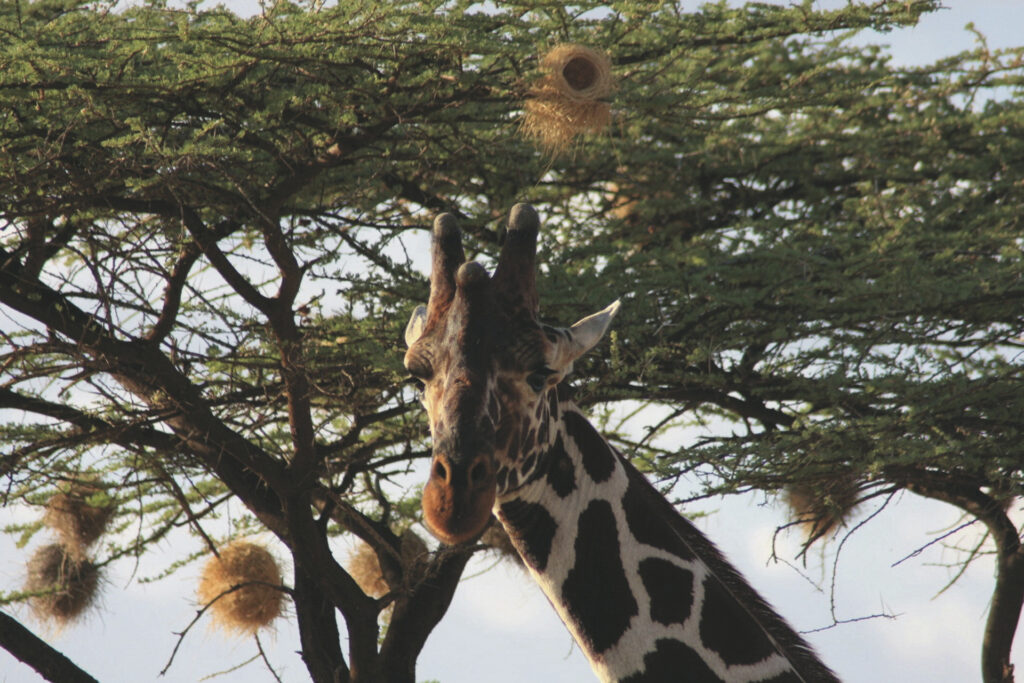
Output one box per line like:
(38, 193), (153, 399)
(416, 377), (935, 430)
(1, 0), (1022, 680)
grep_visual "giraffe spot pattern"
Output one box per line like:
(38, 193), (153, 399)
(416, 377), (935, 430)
(700, 575), (778, 666)
(544, 433), (577, 498)
(487, 392), (500, 423)
(506, 425), (521, 461)
(563, 410), (615, 483)
(561, 500), (638, 654)
(520, 451), (536, 476)
(499, 499), (557, 571)
(414, 209), (839, 683)
(524, 427), (537, 451)
(497, 407), (836, 683)
(620, 639), (724, 683)
(537, 412), (549, 446)
(760, 671), (804, 683)
(621, 470), (697, 561)
(638, 557), (694, 626)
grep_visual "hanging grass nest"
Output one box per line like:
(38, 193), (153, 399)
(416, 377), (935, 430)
(347, 541), (389, 600)
(43, 482), (115, 556)
(347, 531), (430, 625)
(783, 472), (862, 543)
(399, 528), (429, 576)
(522, 44), (615, 154)
(198, 541), (284, 636)
(25, 543), (102, 627)
(346, 531), (430, 597)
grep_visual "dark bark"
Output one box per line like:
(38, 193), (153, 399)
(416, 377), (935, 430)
(378, 546), (474, 683)
(0, 250), (290, 529)
(294, 563), (349, 683)
(0, 611), (100, 683)
(902, 472), (1024, 683)
(985, 550), (1024, 683)
(284, 493), (380, 682)
(2, 231), (420, 682)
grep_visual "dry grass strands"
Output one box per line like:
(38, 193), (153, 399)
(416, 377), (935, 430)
(784, 472), (863, 543)
(346, 540), (395, 625)
(522, 44), (615, 154)
(347, 541), (389, 599)
(198, 541), (284, 636)
(43, 483), (115, 556)
(26, 543), (101, 626)
(480, 523), (523, 567)
(399, 528), (429, 573)
(346, 530), (431, 600)
(347, 531), (430, 625)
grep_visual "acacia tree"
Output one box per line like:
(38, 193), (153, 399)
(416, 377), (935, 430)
(1, 1), (1023, 682)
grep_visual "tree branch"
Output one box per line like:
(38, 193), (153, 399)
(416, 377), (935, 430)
(294, 562), (349, 683)
(378, 544), (474, 683)
(284, 493), (380, 681)
(177, 208), (274, 315)
(0, 610), (99, 683)
(0, 253), (290, 532)
(898, 469), (1024, 683)
(145, 240), (202, 344)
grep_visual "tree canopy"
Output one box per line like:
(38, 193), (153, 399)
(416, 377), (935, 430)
(2, 1), (1023, 682)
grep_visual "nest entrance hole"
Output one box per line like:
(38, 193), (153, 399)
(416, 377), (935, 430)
(563, 56), (598, 91)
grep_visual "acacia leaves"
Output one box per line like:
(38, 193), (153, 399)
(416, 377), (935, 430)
(2, 1), (1023, 681)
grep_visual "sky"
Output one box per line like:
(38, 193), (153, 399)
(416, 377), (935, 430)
(3, 2), (1024, 682)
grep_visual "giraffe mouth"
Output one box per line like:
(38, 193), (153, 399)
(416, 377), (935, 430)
(422, 452), (496, 545)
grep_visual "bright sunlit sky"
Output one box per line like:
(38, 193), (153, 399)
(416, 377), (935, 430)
(3, 2), (1023, 682)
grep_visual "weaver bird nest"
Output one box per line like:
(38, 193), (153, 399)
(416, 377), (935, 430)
(347, 541), (390, 600)
(25, 543), (102, 626)
(43, 482), (115, 556)
(784, 472), (862, 543)
(522, 44), (615, 154)
(346, 530), (431, 625)
(198, 541), (284, 635)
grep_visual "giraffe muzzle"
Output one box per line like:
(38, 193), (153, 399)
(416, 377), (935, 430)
(422, 451), (496, 545)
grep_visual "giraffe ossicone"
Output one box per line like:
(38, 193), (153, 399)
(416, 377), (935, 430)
(405, 204), (839, 683)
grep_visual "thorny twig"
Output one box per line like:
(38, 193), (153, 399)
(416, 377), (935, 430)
(160, 580), (293, 677)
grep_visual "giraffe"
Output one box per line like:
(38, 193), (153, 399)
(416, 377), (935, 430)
(403, 204), (840, 683)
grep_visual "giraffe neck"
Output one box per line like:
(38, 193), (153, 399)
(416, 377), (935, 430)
(494, 396), (838, 683)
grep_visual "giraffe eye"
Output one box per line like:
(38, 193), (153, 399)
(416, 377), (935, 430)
(405, 356), (433, 383)
(405, 359), (430, 396)
(525, 368), (555, 393)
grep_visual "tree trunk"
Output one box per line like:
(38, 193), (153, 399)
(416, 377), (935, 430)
(983, 548), (1024, 683)
(294, 563), (349, 683)
(378, 546), (474, 683)
(904, 476), (1024, 683)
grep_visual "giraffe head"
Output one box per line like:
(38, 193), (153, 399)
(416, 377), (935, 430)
(404, 204), (619, 545)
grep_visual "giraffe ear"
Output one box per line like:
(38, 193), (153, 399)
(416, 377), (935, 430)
(566, 300), (621, 360)
(405, 305), (428, 347)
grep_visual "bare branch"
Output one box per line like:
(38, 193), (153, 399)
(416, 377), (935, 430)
(161, 580), (293, 678)
(0, 610), (100, 683)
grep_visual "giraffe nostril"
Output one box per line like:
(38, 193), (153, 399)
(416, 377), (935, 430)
(469, 460), (489, 487)
(433, 458), (450, 483)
